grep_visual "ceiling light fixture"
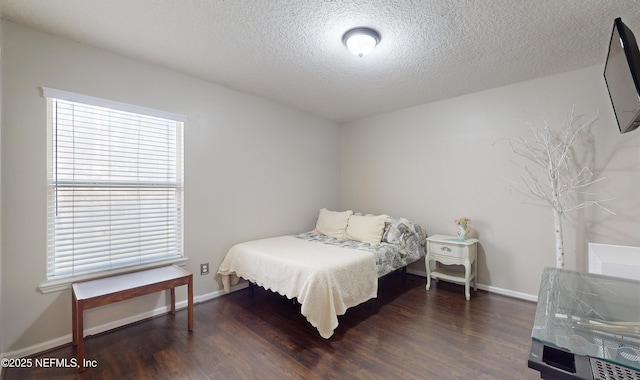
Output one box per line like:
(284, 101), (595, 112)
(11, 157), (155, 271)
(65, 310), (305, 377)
(342, 27), (381, 57)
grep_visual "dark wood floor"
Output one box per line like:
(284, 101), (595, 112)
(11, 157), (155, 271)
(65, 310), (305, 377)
(4, 273), (541, 379)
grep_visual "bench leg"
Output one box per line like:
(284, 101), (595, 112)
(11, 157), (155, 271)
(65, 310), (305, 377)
(72, 291), (77, 345)
(77, 299), (85, 372)
(188, 275), (193, 331)
(170, 288), (176, 315)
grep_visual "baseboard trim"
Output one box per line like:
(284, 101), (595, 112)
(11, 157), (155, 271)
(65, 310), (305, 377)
(406, 268), (537, 302)
(1, 282), (248, 360)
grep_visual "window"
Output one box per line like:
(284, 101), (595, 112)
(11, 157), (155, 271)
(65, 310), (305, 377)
(44, 88), (184, 282)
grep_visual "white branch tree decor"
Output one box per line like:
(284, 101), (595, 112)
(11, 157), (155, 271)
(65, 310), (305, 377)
(502, 107), (615, 268)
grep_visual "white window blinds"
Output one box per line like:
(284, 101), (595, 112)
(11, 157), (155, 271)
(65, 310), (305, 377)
(45, 88), (184, 279)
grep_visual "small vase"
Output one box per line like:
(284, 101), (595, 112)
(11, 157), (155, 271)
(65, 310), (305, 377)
(456, 225), (468, 240)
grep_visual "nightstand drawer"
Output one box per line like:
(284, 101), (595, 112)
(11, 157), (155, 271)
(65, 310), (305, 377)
(430, 241), (467, 258)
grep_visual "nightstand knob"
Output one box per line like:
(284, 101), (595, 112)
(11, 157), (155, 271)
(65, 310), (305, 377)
(441, 246), (452, 252)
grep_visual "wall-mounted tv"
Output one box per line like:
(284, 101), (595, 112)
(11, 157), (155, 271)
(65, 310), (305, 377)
(604, 17), (640, 134)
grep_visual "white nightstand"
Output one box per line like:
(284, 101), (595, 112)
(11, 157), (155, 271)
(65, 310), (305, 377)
(425, 234), (478, 300)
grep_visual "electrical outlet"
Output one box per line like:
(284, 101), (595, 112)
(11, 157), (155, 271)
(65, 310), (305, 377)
(200, 263), (209, 275)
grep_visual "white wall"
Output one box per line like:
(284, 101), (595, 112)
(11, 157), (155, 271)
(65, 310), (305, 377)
(341, 65), (640, 297)
(0, 21), (341, 356)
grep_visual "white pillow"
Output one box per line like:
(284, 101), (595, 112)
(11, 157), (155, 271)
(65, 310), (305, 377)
(345, 214), (388, 244)
(315, 208), (353, 238)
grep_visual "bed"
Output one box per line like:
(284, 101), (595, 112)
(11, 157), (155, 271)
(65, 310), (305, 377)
(216, 209), (426, 338)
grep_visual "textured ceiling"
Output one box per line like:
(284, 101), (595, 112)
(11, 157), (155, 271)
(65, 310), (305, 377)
(1, 0), (640, 122)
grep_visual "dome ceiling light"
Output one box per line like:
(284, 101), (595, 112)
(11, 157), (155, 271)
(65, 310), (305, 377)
(342, 27), (381, 57)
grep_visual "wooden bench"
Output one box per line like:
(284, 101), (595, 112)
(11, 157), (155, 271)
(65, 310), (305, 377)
(71, 265), (193, 372)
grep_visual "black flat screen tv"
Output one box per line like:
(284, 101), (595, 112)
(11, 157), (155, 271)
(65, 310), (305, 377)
(604, 17), (640, 134)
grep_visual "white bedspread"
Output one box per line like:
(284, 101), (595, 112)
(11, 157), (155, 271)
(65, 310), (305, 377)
(216, 235), (378, 338)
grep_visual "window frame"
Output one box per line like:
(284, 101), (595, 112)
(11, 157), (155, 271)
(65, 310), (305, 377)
(39, 87), (187, 293)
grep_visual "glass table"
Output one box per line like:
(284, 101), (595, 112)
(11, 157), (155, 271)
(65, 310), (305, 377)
(528, 267), (640, 379)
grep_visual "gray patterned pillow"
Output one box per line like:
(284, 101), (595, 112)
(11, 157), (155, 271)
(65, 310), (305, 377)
(382, 216), (427, 248)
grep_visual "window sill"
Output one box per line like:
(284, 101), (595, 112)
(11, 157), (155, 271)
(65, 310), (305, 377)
(38, 258), (189, 294)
